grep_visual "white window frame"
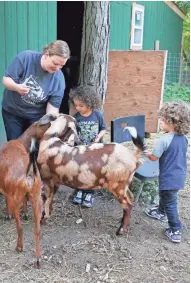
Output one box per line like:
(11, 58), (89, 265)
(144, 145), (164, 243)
(130, 3), (145, 50)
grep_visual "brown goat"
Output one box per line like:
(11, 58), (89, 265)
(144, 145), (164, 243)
(38, 114), (147, 235)
(0, 113), (58, 268)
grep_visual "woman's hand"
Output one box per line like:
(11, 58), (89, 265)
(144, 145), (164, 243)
(15, 84), (30, 95)
(2, 76), (29, 94)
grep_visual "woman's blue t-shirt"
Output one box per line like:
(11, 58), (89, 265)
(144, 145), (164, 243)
(2, 50), (65, 119)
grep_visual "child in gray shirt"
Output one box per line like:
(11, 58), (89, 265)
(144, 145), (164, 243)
(145, 101), (190, 243)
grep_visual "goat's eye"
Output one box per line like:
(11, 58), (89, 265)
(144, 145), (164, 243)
(50, 133), (57, 138)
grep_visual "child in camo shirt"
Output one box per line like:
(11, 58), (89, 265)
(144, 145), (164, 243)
(69, 85), (107, 208)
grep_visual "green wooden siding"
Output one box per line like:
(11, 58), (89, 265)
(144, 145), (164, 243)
(140, 1), (183, 52)
(0, 1), (184, 146)
(110, 2), (132, 50)
(0, 1), (57, 146)
(109, 1), (183, 53)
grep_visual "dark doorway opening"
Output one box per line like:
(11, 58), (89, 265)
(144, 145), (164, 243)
(57, 1), (84, 114)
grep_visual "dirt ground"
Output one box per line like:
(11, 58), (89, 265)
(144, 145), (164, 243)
(0, 133), (190, 283)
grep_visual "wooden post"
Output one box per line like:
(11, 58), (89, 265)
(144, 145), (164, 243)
(154, 40), (160, 50)
(179, 33), (184, 86)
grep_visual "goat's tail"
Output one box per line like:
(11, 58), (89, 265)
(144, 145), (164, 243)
(123, 127), (148, 158)
(26, 138), (38, 177)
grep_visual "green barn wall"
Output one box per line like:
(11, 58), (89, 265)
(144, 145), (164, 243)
(140, 1), (183, 52)
(109, 1), (183, 53)
(0, 1), (184, 146)
(0, 1), (57, 146)
(110, 2), (132, 50)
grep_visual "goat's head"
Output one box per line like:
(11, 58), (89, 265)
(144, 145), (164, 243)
(34, 113), (59, 140)
(43, 114), (81, 146)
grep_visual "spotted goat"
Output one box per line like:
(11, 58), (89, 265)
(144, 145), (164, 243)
(38, 115), (148, 235)
(0, 113), (58, 268)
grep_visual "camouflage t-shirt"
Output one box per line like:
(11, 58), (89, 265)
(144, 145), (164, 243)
(74, 110), (107, 145)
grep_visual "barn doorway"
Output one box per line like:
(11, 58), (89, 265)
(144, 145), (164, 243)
(57, 1), (84, 114)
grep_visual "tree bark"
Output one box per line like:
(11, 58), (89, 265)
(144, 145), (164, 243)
(79, 1), (110, 104)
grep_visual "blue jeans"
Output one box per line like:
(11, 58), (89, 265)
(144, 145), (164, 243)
(2, 108), (42, 141)
(159, 190), (182, 232)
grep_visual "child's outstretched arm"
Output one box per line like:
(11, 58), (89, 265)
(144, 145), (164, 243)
(146, 134), (169, 161)
(94, 129), (107, 143)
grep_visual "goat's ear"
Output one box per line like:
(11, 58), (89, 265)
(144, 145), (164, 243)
(66, 133), (82, 146)
(39, 113), (59, 125)
(67, 122), (81, 145)
(72, 131), (81, 145)
(74, 138), (82, 146)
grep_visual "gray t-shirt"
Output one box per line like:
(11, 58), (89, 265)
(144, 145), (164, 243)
(152, 133), (188, 190)
(2, 50), (65, 119)
(74, 110), (107, 145)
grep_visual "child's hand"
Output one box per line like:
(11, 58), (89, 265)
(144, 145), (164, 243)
(145, 150), (152, 156)
(146, 152), (159, 161)
(93, 136), (100, 143)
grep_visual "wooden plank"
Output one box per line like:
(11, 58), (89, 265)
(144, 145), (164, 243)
(5, 2), (17, 64)
(28, 2), (39, 50)
(47, 2), (57, 43)
(0, 2), (7, 146)
(104, 51), (167, 133)
(164, 1), (186, 20)
(0, 2), (6, 76)
(17, 2), (28, 52)
(38, 2), (48, 50)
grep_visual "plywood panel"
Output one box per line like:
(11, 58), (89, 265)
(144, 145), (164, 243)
(104, 51), (167, 133)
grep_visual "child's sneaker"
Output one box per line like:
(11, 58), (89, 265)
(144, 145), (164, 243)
(82, 193), (94, 208)
(164, 228), (181, 243)
(73, 190), (83, 205)
(145, 206), (168, 223)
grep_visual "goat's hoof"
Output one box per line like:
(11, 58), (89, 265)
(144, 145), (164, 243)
(23, 213), (29, 221)
(116, 227), (128, 236)
(5, 214), (13, 221)
(34, 258), (41, 269)
(16, 246), (23, 253)
(40, 218), (47, 225)
(28, 258), (41, 269)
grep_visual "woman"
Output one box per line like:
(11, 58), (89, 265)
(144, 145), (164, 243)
(2, 40), (70, 141)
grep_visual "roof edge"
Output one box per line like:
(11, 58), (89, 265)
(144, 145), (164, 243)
(164, 1), (186, 20)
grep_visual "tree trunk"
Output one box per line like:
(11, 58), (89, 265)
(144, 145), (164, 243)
(79, 1), (110, 104)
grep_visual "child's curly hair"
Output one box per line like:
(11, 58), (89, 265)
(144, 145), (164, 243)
(69, 85), (102, 110)
(159, 101), (190, 135)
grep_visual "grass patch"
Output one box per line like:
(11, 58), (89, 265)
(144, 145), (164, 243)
(164, 84), (190, 102)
